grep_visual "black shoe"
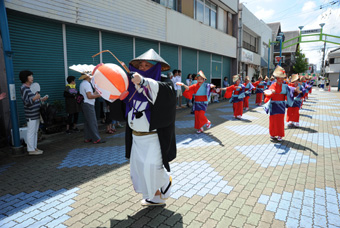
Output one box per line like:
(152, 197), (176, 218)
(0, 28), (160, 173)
(72, 128), (80, 132)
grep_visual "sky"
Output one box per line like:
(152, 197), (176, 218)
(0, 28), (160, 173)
(239, 0), (340, 71)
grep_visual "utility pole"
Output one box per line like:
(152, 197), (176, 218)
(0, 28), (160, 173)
(321, 40), (326, 76)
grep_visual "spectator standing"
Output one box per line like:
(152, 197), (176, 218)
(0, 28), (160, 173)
(64, 76), (80, 134)
(79, 74), (105, 144)
(319, 77), (325, 90)
(172, 70), (183, 109)
(19, 70), (48, 155)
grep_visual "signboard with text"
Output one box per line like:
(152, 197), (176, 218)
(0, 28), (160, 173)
(301, 29), (321, 34)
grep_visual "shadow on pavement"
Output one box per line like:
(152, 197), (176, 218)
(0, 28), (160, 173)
(205, 132), (225, 147)
(300, 114), (313, 119)
(286, 126), (318, 133)
(279, 140), (318, 157)
(110, 207), (183, 228)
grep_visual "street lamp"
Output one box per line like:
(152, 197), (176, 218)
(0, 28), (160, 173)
(320, 23), (326, 75)
(276, 32), (284, 66)
(298, 26), (304, 42)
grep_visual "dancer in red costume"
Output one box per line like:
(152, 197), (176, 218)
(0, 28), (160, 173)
(180, 71), (215, 133)
(286, 74), (304, 128)
(264, 66), (296, 142)
(243, 76), (254, 111)
(221, 75), (245, 119)
(252, 75), (266, 105)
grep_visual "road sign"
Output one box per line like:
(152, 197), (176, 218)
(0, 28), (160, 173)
(275, 56), (285, 63)
(301, 29), (321, 34)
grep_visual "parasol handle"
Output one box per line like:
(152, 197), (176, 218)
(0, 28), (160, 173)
(92, 50), (130, 73)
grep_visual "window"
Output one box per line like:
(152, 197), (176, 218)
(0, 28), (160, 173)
(227, 12), (233, 35)
(152, 0), (177, 10)
(335, 58), (340, 64)
(243, 31), (258, 53)
(194, 0), (216, 28)
(329, 58), (335, 64)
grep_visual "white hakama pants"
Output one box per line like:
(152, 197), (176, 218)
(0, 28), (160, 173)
(130, 133), (169, 199)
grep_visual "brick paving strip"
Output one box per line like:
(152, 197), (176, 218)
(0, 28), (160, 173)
(0, 89), (339, 227)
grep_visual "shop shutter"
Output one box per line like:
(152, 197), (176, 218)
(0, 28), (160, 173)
(182, 47), (197, 80)
(212, 54), (222, 79)
(160, 43), (178, 74)
(7, 10), (64, 125)
(102, 32), (133, 67)
(135, 38), (159, 57)
(198, 51), (211, 82)
(66, 25), (100, 120)
(66, 25), (100, 78)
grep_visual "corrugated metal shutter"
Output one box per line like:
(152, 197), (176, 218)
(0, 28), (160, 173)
(182, 47), (197, 79)
(160, 43), (178, 74)
(223, 56), (232, 84)
(212, 54), (222, 79)
(135, 38), (159, 57)
(66, 25), (100, 120)
(66, 25), (100, 78)
(7, 10), (64, 125)
(102, 32), (133, 66)
(198, 51), (211, 82)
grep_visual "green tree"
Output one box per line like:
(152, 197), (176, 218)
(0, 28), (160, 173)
(293, 49), (309, 73)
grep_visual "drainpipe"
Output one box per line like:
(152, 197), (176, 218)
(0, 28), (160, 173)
(238, 4), (243, 79)
(0, 0), (23, 152)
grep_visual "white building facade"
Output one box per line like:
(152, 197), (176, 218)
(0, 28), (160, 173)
(0, 0), (239, 126)
(239, 3), (272, 80)
(325, 48), (340, 87)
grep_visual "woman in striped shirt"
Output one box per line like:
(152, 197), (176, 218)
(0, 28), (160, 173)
(20, 70), (48, 155)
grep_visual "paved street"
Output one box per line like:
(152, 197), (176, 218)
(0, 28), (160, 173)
(0, 88), (340, 228)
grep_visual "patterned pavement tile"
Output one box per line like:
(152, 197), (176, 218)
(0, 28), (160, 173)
(299, 108), (316, 112)
(176, 134), (219, 149)
(310, 115), (340, 121)
(225, 125), (268, 135)
(105, 132), (125, 139)
(216, 108), (234, 113)
(293, 133), (340, 148)
(0, 163), (15, 175)
(234, 144), (316, 168)
(175, 120), (195, 129)
(170, 161), (233, 199)
(0, 188), (79, 228)
(313, 105), (340, 110)
(183, 113), (210, 118)
(252, 107), (267, 114)
(285, 120), (317, 127)
(58, 146), (127, 168)
(219, 114), (259, 121)
(258, 188), (340, 227)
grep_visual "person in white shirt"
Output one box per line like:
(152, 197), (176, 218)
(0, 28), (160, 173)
(79, 74), (105, 144)
(319, 77), (325, 90)
(172, 70), (183, 109)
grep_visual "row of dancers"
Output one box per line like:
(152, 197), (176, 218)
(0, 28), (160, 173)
(177, 65), (314, 142)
